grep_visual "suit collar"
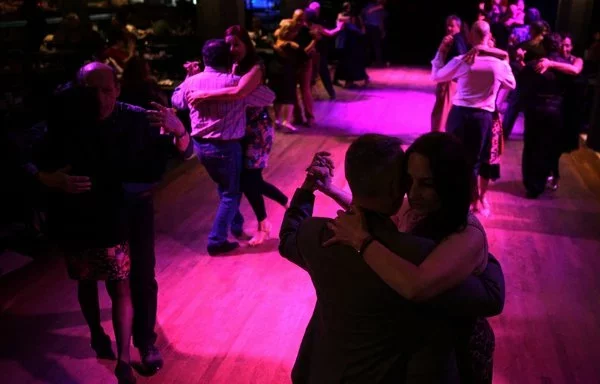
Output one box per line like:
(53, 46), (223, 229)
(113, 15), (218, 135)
(363, 210), (397, 235)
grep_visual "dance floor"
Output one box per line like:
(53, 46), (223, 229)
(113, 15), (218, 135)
(2, 67), (600, 384)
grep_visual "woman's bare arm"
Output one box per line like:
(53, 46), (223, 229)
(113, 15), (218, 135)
(547, 57), (584, 75)
(193, 64), (264, 101)
(476, 45), (509, 61)
(327, 207), (488, 301)
(318, 24), (343, 38)
(362, 225), (487, 301)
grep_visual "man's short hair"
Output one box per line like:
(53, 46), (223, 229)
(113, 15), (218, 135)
(530, 20), (548, 37)
(202, 39), (230, 69)
(541, 20), (551, 35)
(543, 32), (562, 54)
(525, 8), (541, 25)
(345, 134), (404, 198)
(446, 14), (462, 27)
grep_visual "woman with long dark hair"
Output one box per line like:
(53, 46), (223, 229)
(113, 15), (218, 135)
(520, 33), (571, 198)
(187, 25), (288, 245)
(334, 2), (369, 88)
(119, 56), (168, 109)
(534, 33), (585, 190)
(317, 132), (500, 383)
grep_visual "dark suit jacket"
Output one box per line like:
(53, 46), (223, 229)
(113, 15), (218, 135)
(279, 189), (505, 384)
(446, 33), (469, 64)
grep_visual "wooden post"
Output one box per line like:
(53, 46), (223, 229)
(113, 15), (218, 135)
(586, 78), (600, 151)
(556, 0), (573, 32)
(556, 0), (595, 52)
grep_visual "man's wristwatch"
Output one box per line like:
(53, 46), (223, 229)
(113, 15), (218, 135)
(357, 235), (375, 256)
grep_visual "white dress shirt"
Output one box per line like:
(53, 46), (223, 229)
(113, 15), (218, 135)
(171, 67), (275, 140)
(431, 52), (516, 112)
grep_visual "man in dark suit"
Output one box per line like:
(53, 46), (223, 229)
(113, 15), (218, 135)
(279, 134), (504, 383)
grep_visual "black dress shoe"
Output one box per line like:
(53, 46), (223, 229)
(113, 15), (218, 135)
(91, 333), (116, 360)
(140, 345), (164, 374)
(207, 241), (239, 256)
(115, 360), (136, 384)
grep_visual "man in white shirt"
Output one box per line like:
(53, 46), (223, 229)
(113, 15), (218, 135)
(431, 20), (516, 208)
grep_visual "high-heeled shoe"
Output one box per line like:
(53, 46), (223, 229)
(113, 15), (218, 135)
(478, 198), (491, 218)
(280, 121), (298, 133)
(249, 221), (272, 247)
(91, 333), (116, 360)
(115, 360), (136, 384)
(546, 176), (559, 191)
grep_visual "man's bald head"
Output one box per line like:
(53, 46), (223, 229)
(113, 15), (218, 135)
(77, 61), (120, 121)
(78, 62), (117, 85)
(292, 9), (305, 22)
(471, 20), (491, 45)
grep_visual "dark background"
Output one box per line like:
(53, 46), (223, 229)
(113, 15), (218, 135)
(385, 0), (559, 65)
(298, 0), (598, 65)
(318, 0), (556, 65)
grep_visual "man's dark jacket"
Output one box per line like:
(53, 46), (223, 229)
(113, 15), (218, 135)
(279, 188), (505, 384)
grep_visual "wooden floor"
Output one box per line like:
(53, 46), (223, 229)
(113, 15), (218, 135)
(2, 67), (600, 384)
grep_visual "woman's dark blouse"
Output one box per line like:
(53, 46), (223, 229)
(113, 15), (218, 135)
(39, 87), (170, 249)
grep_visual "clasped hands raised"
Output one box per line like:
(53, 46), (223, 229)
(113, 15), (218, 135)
(304, 152), (371, 250)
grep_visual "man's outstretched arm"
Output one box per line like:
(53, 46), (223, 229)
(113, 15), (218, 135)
(280, 152), (338, 269)
(146, 102), (195, 160)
